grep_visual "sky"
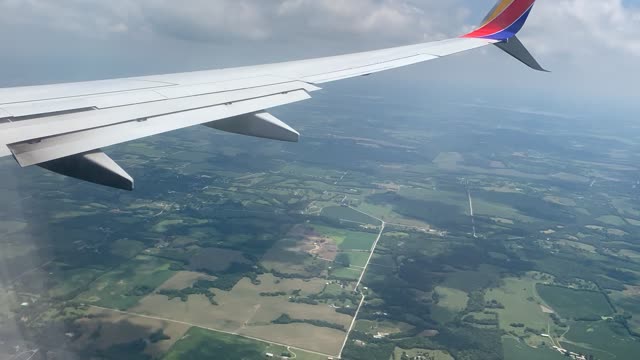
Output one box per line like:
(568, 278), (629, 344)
(0, 0), (638, 114)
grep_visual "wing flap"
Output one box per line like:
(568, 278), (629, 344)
(1, 91), (167, 118)
(0, 81), (320, 146)
(9, 89), (311, 167)
(0, 75), (300, 119)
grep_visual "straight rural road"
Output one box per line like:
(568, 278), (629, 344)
(339, 207), (386, 358)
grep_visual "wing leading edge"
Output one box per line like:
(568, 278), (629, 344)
(0, 0), (546, 190)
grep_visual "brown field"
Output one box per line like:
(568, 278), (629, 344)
(623, 285), (640, 297)
(130, 274), (349, 353)
(239, 323), (345, 355)
(544, 196), (577, 206)
(158, 271), (216, 290)
(75, 307), (190, 358)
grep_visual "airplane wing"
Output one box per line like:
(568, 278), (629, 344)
(0, 0), (546, 190)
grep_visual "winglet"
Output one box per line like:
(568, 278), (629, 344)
(462, 0), (547, 71)
(463, 0), (536, 41)
(495, 36), (549, 72)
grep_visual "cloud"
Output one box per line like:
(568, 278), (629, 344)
(2, 0), (638, 58)
(0, 0), (142, 36)
(0, 0), (468, 43)
(0, 0), (638, 104)
(525, 0), (640, 58)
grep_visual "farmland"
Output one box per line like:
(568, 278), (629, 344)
(3, 86), (640, 360)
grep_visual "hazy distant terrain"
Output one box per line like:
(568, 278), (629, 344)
(1, 85), (640, 360)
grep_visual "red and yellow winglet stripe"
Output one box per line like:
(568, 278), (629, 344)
(463, 0), (536, 41)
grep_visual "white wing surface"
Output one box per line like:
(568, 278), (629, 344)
(0, 0), (546, 190)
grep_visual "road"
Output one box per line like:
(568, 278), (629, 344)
(467, 187), (477, 238)
(338, 207), (386, 358)
(354, 221), (386, 292)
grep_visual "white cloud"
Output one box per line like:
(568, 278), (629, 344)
(525, 0), (640, 57)
(2, 0), (638, 58)
(0, 0), (638, 102)
(0, 0), (467, 42)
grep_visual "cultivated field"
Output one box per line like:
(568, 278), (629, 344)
(131, 274), (351, 354)
(164, 327), (329, 360)
(74, 307), (190, 358)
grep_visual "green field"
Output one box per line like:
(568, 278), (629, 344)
(164, 327), (327, 360)
(46, 266), (104, 299)
(502, 337), (566, 360)
(321, 206), (380, 225)
(485, 277), (550, 336)
(330, 267), (361, 281)
(536, 284), (613, 320)
(76, 255), (177, 310)
(344, 251), (370, 268)
(596, 215), (627, 227)
(431, 286), (468, 324)
(311, 224), (376, 251)
(562, 321), (640, 360)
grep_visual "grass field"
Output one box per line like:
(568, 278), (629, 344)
(431, 286), (468, 324)
(311, 224), (377, 251)
(344, 251), (370, 268)
(76, 255), (177, 310)
(596, 215), (627, 227)
(536, 284), (613, 319)
(485, 276), (551, 339)
(609, 287), (640, 332)
(355, 201), (430, 228)
(562, 321), (640, 360)
(164, 327), (328, 360)
(502, 337), (566, 360)
(46, 266), (104, 299)
(109, 239), (146, 259)
(321, 206), (380, 225)
(330, 267), (361, 281)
